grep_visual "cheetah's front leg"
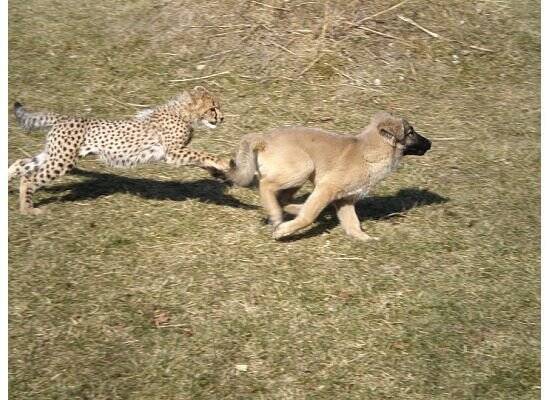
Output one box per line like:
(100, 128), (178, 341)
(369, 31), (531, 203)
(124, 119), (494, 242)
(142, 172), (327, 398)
(165, 147), (230, 171)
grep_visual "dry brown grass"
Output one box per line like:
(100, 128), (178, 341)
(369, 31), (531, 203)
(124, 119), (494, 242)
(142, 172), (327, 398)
(8, 0), (540, 399)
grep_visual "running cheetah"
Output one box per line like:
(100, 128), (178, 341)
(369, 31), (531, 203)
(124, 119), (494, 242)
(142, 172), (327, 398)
(8, 86), (230, 215)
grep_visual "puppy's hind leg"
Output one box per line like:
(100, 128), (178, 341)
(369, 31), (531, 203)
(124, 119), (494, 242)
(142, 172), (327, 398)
(273, 185), (335, 239)
(277, 187), (300, 205)
(334, 198), (379, 241)
(278, 187), (302, 216)
(259, 179), (284, 226)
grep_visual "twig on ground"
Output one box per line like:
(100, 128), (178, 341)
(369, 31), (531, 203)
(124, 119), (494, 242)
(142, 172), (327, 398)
(290, 1), (317, 8)
(109, 97), (151, 108)
(319, 2), (330, 43)
(16, 147), (32, 157)
(169, 71), (230, 82)
(381, 212), (405, 219)
(238, 74), (260, 80)
(209, 30), (247, 38)
(298, 53), (324, 76)
(409, 62), (417, 79)
(331, 66), (356, 82)
(229, 123), (248, 133)
(183, 24), (253, 28)
(211, 138), (237, 146)
(265, 107), (281, 119)
(469, 45), (495, 53)
(269, 41), (298, 55)
(297, 2), (330, 77)
(431, 137), (474, 141)
(291, 29), (314, 34)
(158, 324), (192, 329)
(395, 15), (494, 52)
(398, 15), (440, 38)
(270, 278), (290, 284)
(202, 49), (235, 60)
(343, 83), (385, 93)
(251, 0), (290, 12)
(355, 25), (403, 41)
(354, 0), (412, 25)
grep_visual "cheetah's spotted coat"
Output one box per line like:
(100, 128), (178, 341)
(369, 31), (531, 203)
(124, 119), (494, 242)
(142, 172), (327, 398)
(8, 86), (229, 215)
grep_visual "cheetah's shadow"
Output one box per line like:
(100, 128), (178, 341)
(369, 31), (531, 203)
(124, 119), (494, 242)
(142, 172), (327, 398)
(38, 168), (257, 210)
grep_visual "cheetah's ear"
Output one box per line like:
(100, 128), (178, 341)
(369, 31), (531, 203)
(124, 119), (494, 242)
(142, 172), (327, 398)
(192, 86), (209, 95)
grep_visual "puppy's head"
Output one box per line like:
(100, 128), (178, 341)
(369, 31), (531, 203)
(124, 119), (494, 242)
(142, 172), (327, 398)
(373, 112), (431, 156)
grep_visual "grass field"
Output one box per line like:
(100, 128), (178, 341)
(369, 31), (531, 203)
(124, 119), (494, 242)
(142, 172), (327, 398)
(8, 0), (540, 399)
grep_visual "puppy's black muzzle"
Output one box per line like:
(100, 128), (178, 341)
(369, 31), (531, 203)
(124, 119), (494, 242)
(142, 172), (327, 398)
(404, 133), (431, 156)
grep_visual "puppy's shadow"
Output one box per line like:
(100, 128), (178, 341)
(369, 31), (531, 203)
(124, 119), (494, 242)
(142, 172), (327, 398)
(280, 188), (448, 241)
(38, 168), (256, 210)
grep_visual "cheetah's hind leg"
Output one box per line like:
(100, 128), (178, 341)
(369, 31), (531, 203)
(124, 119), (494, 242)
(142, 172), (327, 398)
(8, 158), (32, 183)
(18, 156), (75, 215)
(8, 151), (48, 183)
(19, 176), (45, 215)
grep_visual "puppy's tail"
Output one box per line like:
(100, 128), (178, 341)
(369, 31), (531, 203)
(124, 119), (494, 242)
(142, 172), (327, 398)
(13, 102), (61, 132)
(226, 133), (265, 187)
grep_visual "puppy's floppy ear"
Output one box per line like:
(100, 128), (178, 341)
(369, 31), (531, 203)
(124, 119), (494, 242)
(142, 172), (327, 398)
(373, 112), (405, 143)
(401, 119), (411, 133)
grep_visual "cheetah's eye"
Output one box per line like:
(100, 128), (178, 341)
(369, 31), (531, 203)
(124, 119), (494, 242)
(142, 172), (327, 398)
(210, 107), (217, 112)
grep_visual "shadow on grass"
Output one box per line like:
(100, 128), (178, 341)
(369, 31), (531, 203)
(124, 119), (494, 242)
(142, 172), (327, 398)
(279, 188), (449, 241)
(39, 168), (257, 210)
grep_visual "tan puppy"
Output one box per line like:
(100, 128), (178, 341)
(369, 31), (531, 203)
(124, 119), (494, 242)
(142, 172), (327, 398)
(226, 112), (431, 240)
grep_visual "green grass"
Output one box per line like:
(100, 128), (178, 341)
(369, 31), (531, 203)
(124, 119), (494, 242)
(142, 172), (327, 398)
(8, 0), (540, 399)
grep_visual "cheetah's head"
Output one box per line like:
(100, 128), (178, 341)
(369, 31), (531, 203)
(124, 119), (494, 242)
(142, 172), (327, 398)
(190, 86), (224, 129)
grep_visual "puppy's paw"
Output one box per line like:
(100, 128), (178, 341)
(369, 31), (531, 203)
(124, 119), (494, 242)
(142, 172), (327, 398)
(272, 222), (294, 240)
(351, 232), (379, 241)
(272, 230), (286, 240)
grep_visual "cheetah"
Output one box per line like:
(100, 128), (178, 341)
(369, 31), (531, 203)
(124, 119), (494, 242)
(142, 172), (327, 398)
(8, 86), (229, 215)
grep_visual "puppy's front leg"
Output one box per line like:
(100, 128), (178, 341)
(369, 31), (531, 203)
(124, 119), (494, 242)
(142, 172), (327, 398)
(283, 204), (302, 215)
(273, 185), (335, 239)
(334, 198), (379, 241)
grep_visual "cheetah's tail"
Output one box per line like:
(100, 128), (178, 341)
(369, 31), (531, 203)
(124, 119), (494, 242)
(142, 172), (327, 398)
(225, 133), (265, 187)
(14, 102), (60, 131)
